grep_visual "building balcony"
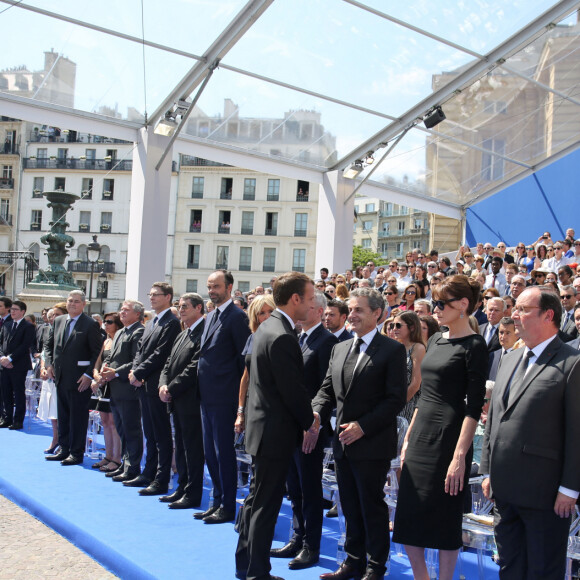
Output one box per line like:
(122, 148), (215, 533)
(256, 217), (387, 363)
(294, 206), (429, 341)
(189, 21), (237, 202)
(22, 158), (133, 171)
(0, 215), (12, 226)
(0, 178), (14, 189)
(189, 224), (202, 233)
(220, 191), (232, 200)
(243, 193), (255, 201)
(239, 264), (252, 271)
(240, 227), (253, 235)
(68, 261), (116, 273)
(294, 228), (307, 237)
(265, 228), (277, 236)
(216, 262), (228, 270)
(263, 265), (276, 272)
(79, 224), (90, 232)
(266, 194), (279, 202)
(378, 231), (391, 238)
(296, 192), (309, 202)
(100, 224), (111, 234)
(1, 144), (19, 155)
(180, 156), (230, 168)
(410, 227), (430, 235)
(102, 191), (113, 200)
(218, 225), (230, 234)
(191, 191), (203, 199)
(28, 130), (130, 145)
(187, 262), (199, 269)
(30, 223), (41, 231)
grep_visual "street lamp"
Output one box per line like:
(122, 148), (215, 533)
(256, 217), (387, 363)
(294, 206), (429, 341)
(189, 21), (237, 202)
(86, 235), (101, 314)
(98, 270), (107, 315)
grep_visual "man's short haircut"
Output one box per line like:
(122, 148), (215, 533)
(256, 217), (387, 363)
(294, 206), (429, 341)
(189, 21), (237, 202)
(327, 299), (349, 317)
(491, 256), (503, 265)
(499, 316), (514, 327)
(320, 267), (329, 274)
(12, 300), (26, 312)
(511, 274), (526, 285)
(349, 287), (384, 314)
(68, 289), (86, 302)
(505, 263), (518, 274)
(313, 290), (328, 310)
(273, 272), (313, 307)
(488, 297), (506, 311)
(414, 299), (432, 313)
(536, 288), (563, 328)
(398, 263), (408, 271)
(439, 256), (451, 267)
(123, 299), (145, 320)
(429, 250), (439, 258)
(213, 269), (234, 288)
(181, 292), (205, 313)
(0, 297), (13, 309)
(561, 285), (576, 296)
(152, 281), (174, 301)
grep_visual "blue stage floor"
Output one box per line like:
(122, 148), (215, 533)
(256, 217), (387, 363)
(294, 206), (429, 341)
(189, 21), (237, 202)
(0, 418), (499, 579)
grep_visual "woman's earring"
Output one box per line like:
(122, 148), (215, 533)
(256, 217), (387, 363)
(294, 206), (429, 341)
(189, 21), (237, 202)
(460, 310), (465, 319)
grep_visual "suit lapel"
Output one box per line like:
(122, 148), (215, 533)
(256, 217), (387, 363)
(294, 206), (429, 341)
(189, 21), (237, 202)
(334, 340), (351, 395)
(496, 352), (520, 412)
(348, 338), (378, 395)
(63, 315), (82, 349)
(202, 304), (230, 347)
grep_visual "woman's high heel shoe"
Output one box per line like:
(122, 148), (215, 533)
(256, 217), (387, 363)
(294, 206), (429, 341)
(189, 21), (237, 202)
(44, 444), (60, 455)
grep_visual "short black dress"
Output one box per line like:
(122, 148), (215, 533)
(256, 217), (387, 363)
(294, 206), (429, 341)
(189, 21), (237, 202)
(393, 332), (487, 550)
(89, 348), (112, 413)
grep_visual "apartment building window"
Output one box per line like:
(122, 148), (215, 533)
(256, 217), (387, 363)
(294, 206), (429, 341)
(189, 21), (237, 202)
(81, 177), (93, 199)
(2, 165), (12, 179)
(187, 245), (200, 269)
(100, 212), (112, 233)
(239, 247), (252, 271)
(103, 178), (114, 200)
(267, 179), (280, 201)
(265, 212), (278, 236)
(192, 177), (204, 199)
(33, 176), (44, 198)
(398, 221), (405, 235)
(296, 180), (309, 201)
(190, 210), (202, 233)
(218, 211), (231, 234)
(365, 203), (375, 212)
(263, 248), (276, 272)
(79, 211), (91, 232)
(414, 218), (423, 230)
(221, 177), (233, 199)
(294, 213), (307, 237)
(384, 202), (393, 216)
(186, 280), (198, 293)
(31, 210), (42, 230)
(396, 242), (404, 257)
(0, 200), (10, 225)
(363, 220), (373, 232)
(382, 223), (390, 235)
(362, 239), (371, 249)
(400, 206), (408, 215)
(241, 211), (254, 235)
(482, 138), (505, 181)
(292, 249), (305, 273)
(216, 246), (229, 270)
(54, 177), (66, 191)
(238, 281), (250, 294)
(243, 178), (256, 200)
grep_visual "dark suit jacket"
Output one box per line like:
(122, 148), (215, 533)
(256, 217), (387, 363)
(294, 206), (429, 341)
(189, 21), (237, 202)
(479, 322), (501, 352)
(302, 324), (338, 399)
(44, 313), (103, 389)
(480, 336), (580, 509)
(245, 310), (314, 459)
(312, 332), (407, 461)
(160, 319), (205, 405)
(488, 348), (509, 382)
(131, 310), (181, 395)
(0, 319), (36, 372)
(198, 301), (250, 406)
(336, 327), (354, 343)
(104, 323), (145, 401)
(561, 312), (578, 342)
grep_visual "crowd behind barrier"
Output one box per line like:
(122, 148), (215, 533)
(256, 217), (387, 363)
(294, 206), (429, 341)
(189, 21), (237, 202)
(2, 227), (580, 580)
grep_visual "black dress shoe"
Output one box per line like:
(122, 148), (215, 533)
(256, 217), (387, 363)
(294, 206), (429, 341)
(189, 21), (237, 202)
(203, 506), (235, 524)
(0, 421), (12, 428)
(139, 481), (168, 496)
(123, 475), (151, 487)
(193, 505), (219, 520)
(8, 422), (24, 430)
(271, 541), (303, 558)
(320, 562), (364, 580)
(46, 450), (70, 461)
(361, 571), (384, 580)
(288, 547), (319, 570)
(61, 455), (83, 466)
(169, 495), (201, 509)
(326, 504), (338, 518)
(112, 472), (139, 483)
(159, 489), (184, 503)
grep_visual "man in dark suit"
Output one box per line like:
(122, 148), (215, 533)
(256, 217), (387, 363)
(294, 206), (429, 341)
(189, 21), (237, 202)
(0, 296), (13, 427)
(194, 270), (251, 524)
(271, 291), (338, 569)
(324, 299), (353, 342)
(312, 288), (407, 580)
(98, 300), (145, 482)
(0, 300), (36, 430)
(479, 296), (504, 353)
(481, 287), (580, 579)
(158, 292), (205, 509)
(559, 285), (578, 342)
(488, 317), (517, 381)
(235, 272), (319, 580)
(127, 282), (181, 495)
(44, 290), (103, 465)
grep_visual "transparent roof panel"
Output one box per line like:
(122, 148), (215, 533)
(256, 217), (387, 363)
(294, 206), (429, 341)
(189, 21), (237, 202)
(0, 4), (197, 120)
(224, 0), (474, 118)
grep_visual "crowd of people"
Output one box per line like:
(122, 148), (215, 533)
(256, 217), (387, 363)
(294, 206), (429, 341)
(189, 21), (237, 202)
(0, 228), (579, 580)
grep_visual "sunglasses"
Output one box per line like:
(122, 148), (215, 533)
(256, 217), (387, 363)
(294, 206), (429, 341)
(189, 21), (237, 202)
(388, 322), (406, 330)
(384, 292), (395, 296)
(433, 297), (461, 310)
(534, 273), (545, 278)
(104, 320), (116, 325)
(561, 295), (573, 300)
(405, 290), (416, 295)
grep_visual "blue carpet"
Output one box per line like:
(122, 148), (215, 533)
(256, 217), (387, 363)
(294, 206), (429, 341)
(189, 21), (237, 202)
(0, 418), (499, 579)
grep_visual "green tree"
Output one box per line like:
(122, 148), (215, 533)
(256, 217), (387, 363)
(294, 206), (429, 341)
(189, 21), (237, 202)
(352, 245), (383, 269)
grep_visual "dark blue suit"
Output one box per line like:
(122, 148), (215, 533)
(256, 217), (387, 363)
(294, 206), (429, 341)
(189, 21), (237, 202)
(335, 327), (354, 342)
(198, 301), (250, 513)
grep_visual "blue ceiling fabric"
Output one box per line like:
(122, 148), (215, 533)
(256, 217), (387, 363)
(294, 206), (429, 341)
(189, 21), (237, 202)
(466, 148), (580, 247)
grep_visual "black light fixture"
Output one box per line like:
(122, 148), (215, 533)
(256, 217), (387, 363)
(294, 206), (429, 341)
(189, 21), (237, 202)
(86, 235), (102, 314)
(343, 160), (364, 179)
(423, 106), (446, 129)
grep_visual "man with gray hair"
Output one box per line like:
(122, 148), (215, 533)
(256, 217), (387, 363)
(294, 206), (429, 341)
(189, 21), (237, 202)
(479, 297), (505, 353)
(98, 300), (145, 482)
(44, 290), (103, 465)
(559, 285), (578, 342)
(414, 299), (432, 316)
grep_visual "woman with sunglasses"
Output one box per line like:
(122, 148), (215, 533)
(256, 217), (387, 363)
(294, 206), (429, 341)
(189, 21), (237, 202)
(383, 285), (400, 317)
(414, 264), (430, 299)
(393, 275), (487, 580)
(392, 311), (426, 423)
(400, 282), (420, 311)
(514, 243), (526, 265)
(91, 312), (124, 473)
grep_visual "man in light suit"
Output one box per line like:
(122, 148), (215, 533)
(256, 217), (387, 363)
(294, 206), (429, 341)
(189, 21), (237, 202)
(479, 297), (504, 353)
(324, 300), (353, 342)
(481, 287), (580, 579)
(312, 288), (407, 580)
(0, 300), (36, 430)
(158, 293), (205, 509)
(44, 290), (103, 465)
(235, 272), (318, 580)
(98, 300), (145, 482)
(127, 282), (181, 495)
(194, 270), (251, 524)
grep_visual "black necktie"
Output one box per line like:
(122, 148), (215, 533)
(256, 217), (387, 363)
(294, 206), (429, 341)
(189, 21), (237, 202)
(208, 309), (220, 331)
(343, 338), (363, 388)
(10, 321), (17, 335)
(299, 332), (307, 347)
(152, 316), (158, 326)
(503, 350), (534, 406)
(65, 318), (73, 340)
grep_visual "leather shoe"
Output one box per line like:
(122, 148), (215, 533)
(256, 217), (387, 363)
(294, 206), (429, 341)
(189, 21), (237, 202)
(326, 504), (338, 518)
(169, 495), (201, 509)
(61, 455), (83, 466)
(8, 422), (23, 430)
(320, 562), (364, 580)
(271, 540), (303, 558)
(193, 506), (219, 520)
(46, 450), (70, 461)
(288, 547), (319, 570)
(203, 506), (235, 524)
(112, 472), (139, 482)
(123, 475), (151, 487)
(139, 481), (168, 496)
(159, 489), (184, 503)
(0, 420), (11, 428)
(361, 571), (384, 580)
(105, 464), (125, 478)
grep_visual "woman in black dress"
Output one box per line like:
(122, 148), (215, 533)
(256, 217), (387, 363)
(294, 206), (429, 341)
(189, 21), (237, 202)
(393, 275), (488, 580)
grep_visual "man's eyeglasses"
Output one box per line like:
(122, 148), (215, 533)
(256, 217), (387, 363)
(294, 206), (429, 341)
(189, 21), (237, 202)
(560, 295), (573, 300)
(433, 297), (461, 310)
(388, 322), (406, 330)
